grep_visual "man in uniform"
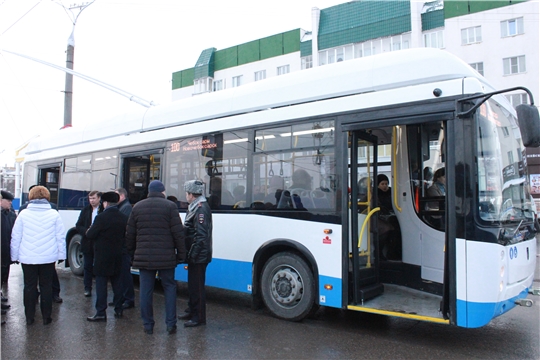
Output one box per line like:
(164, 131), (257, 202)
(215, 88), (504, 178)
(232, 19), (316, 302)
(178, 180), (213, 327)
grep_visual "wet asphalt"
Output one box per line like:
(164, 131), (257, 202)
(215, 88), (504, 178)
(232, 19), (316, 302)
(1, 237), (539, 360)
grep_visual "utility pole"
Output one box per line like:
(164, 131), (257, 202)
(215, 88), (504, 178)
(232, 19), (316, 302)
(61, 1), (95, 128)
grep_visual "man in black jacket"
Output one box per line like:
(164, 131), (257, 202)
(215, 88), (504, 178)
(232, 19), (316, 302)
(85, 192), (127, 321)
(115, 188), (135, 310)
(125, 180), (185, 335)
(1, 190), (17, 313)
(178, 180), (213, 328)
(75, 191), (101, 297)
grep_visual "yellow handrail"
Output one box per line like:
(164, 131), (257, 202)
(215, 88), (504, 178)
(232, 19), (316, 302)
(358, 207), (380, 248)
(392, 126), (402, 212)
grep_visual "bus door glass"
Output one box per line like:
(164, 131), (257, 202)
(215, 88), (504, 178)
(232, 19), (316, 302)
(349, 130), (384, 304)
(123, 153), (162, 205)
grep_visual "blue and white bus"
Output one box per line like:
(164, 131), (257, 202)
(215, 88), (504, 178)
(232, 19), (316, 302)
(21, 48), (539, 328)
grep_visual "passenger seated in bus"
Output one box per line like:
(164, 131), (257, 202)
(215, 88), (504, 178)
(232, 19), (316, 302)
(423, 166), (433, 194)
(426, 167), (446, 229)
(263, 176), (284, 206)
(427, 168), (445, 206)
(288, 169), (313, 209)
(207, 177), (234, 210)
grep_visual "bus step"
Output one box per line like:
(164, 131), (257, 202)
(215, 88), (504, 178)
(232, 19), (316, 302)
(358, 283), (384, 303)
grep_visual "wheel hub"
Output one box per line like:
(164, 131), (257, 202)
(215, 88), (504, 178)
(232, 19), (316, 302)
(271, 268), (303, 306)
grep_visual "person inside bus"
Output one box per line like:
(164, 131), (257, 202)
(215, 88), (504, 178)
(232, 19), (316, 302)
(375, 174), (401, 260)
(207, 177), (234, 210)
(423, 167), (433, 194)
(427, 167), (446, 230)
(376, 174), (393, 215)
(263, 176), (284, 207)
(427, 168), (446, 202)
(287, 169), (313, 209)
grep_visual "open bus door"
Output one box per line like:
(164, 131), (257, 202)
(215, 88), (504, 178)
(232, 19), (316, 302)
(38, 165), (61, 206)
(122, 151), (162, 206)
(349, 130), (384, 304)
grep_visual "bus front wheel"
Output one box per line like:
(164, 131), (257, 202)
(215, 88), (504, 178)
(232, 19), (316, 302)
(261, 252), (315, 321)
(68, 234), (84, 276)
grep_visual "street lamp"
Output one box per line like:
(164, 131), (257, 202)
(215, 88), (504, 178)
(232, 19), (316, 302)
(58, 1), (95, 128)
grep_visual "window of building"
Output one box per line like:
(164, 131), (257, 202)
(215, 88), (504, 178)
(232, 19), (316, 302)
(277, 65), (290, 75)
(194, 77), (212, 94)
(328, 49), (336, 64)
(301, 56), (312, 70)
(469, 62), (484, 76)
(254, 70), (266, 82)
(318, 50), (327, 66)
(213, 79), (223, 92)
(501, 127), (510, 137)
(461, 26), (482, 45)
(423, 30), (444, 49)
(503, 56), (526, 75)
(344, 45), (353, 60)
(501, 17), (524, 37)
(505, 92), (528, 108)
(232, 75), (242, 87)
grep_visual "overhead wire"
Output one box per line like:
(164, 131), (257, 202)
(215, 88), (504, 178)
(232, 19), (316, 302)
(0, 1), (42, 37)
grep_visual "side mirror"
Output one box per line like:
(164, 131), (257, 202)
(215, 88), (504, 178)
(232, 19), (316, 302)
(517, 104), (540, 147)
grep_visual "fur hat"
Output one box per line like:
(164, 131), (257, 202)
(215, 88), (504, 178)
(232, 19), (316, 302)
(184, 180), (204, 195)
(148, 180), (165, 193)
(1, 190), (14, 201)
(101, 191), (119, 203)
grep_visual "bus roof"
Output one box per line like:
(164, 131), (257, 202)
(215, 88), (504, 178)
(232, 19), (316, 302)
(26, 48), (489, 157)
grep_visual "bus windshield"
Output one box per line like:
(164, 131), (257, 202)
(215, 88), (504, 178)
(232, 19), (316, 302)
(477, 99), (535, 224)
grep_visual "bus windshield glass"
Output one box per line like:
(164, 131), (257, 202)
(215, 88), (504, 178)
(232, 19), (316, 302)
(476, 99), (535, 224)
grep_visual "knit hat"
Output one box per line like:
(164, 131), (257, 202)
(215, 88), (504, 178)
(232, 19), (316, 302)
(101, 191), (119, 203)
(148, 180), (165, 193)
(184, 180), (204, 195)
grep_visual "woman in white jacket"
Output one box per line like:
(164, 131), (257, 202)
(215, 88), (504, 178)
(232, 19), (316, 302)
(11, 186), (66, 325)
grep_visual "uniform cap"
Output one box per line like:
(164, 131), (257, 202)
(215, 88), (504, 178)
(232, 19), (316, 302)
(184, 180), (204, 195)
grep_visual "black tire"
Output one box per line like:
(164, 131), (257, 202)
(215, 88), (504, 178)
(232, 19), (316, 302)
(68, 234), (84, 276)
(261, 252), (315, 321)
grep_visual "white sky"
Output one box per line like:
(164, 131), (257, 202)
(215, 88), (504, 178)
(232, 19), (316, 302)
(0, 0), (346, 166)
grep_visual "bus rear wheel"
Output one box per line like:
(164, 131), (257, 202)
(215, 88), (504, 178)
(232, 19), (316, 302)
(261, 252), (315, 321)
(68, 234), (84, 276)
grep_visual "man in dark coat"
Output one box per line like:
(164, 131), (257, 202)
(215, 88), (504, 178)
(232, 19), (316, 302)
(1, 190), (17, 286)
(75, 191), (101, 297)
(85, 192), (127, 321)
(178, 180), (213, 328)
(1, 190), (17, 312)
(125, 180), (186, 335)
(115, 188), (135, 310)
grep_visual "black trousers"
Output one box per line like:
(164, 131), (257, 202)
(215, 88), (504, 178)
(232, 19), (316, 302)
(52, 268), (61, 297)
(187, 263), (208, 323)
(95, 273), (123, 316)
(22, 263), (55, 321)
